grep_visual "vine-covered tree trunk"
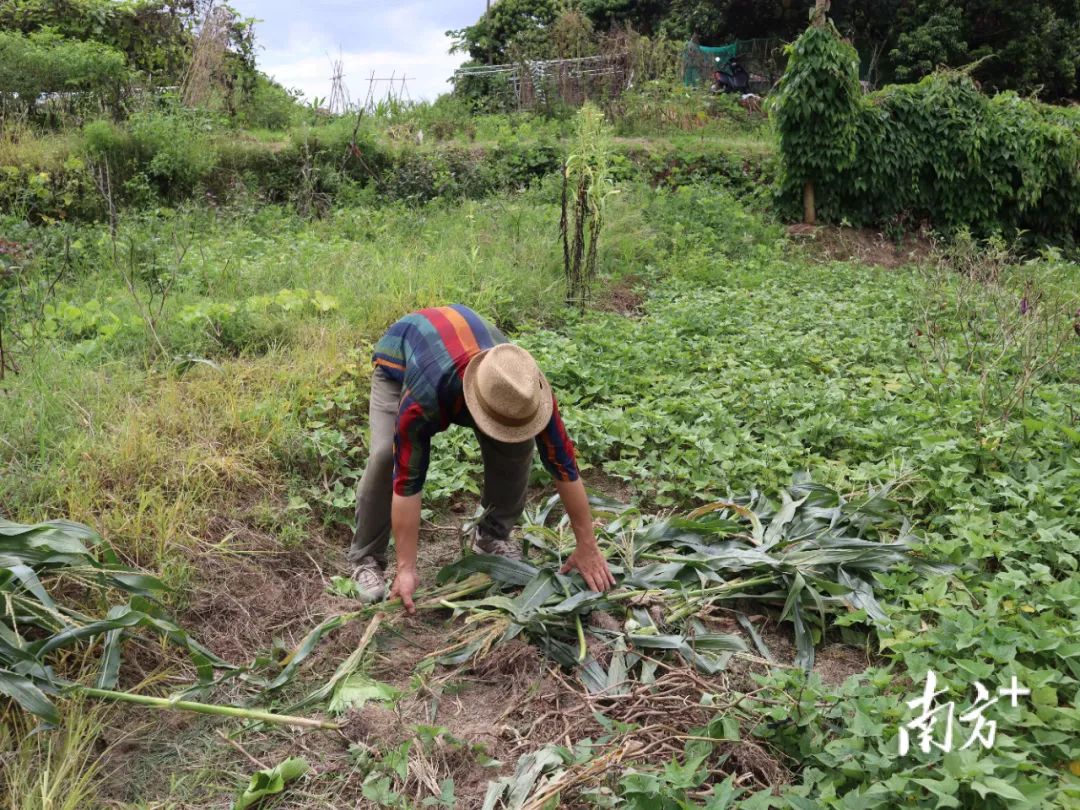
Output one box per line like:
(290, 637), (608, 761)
(803, 182), (816, 226)
(802, 0), (832, 225)
(772, 2), (859, 229)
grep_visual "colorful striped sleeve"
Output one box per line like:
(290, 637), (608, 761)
(393, 397), (437, 496)
(372, 323), (408, 383)
(535, 395), (580, 482)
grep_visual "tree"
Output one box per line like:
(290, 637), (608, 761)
(449, 0), (562, 64)
(661, 0), (812, 42)
(578, 0), (669, 35)
(873, 0), (1080, 97)
(0, 30), (130, 116)
(451, 0), (1080, 99)
(0, 0), (199, 84)
(771, 2), (861, 225)
(889, 2), (967, 82)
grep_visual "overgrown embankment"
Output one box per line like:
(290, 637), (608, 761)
(1, 109), (774, 222)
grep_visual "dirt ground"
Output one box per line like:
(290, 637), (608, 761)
(597, 275), (646, 317)
(787, 223), (934, 269)
(94, 490), (871, 808)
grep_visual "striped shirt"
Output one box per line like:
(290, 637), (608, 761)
(373, 305), (579, 496)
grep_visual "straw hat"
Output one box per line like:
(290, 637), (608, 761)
(463, 344), (553, 443)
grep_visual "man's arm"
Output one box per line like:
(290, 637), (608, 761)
(388, 400), (432, 615)
(388, 493), (422, 613)
(556, 477), (616, 592)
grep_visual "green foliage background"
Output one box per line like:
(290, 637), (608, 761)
(0, 29), (130, 112)
(0, 0), (194, 81)
(453, 0), (1080, 100)
(0, 0), (266, 125)
(773, 24), (1080, 245)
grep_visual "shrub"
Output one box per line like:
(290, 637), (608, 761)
(235, 74), (302, 131)
(83, 110), (218, 201)
(128, 111), (218, 198)
(773, 24), (1080, 246)
(82, 119), (129, 162)
(407, 95), (479, 141)
(174, 288), (340, 356)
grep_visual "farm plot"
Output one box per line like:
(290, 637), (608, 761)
(2, 184), (1079, 808)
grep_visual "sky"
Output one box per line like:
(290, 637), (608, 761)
(226, 1), (489, 104)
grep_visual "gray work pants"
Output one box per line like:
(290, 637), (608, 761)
(348, 367), (535, 566)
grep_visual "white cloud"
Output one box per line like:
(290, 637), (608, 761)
(257, 23), (466, 104)
(226, 0), (485, 103)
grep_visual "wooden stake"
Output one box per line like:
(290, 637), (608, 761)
(804, 0), (830, 224)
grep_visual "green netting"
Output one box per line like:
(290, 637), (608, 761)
(683, 42), (740, 86)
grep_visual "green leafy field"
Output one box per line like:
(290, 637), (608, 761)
(2, 159), (1079, 805)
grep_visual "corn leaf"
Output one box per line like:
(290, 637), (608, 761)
(482, 744), (570, 810)
(436, 554), (538, 587)
(327, 674), (399, 715)
(736, 613), (775, 662)
(266, 611), (361, 690)
(233, 756), (309, 810)
(763, 491), (809, 547)
(0, 669), (59, 725)
(433, 478), (946, 681)
(0, 561), (58, 612)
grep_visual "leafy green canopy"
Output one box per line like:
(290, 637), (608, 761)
(0, 0), (195, 82)
(770, 23), (861, 193)
(887, 0), (1080, 98)
(773, 23), (1080, 245)
(450, 0), (562, 64)
(0, 30), (129, 101)
(0, 1), (265, 123)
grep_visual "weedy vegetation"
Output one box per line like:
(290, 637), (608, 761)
(2, 12), (1080, 806)
(561, 103), (616, 311)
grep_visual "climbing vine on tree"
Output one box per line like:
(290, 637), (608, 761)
(773, 18), (1080, 246)
(769, 21), (861, 224)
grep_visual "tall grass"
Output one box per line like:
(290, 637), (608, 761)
(1, 188), (654, 568)
(0, 699), (111, 810)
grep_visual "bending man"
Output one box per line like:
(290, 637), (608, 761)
(349, 304), (615, 612)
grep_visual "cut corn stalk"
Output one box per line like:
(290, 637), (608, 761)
(74, 686), (339, 730)
(435, 478), (948, 685)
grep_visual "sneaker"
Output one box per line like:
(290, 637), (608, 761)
(471, 529), (524, 562)
(351, 556), (386, 603)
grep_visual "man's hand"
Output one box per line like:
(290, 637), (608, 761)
(560, 543), (616, 592)
(390, 493), (422, 614)
(554, 477), (617, 592)
(389, 566), (420, 614)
